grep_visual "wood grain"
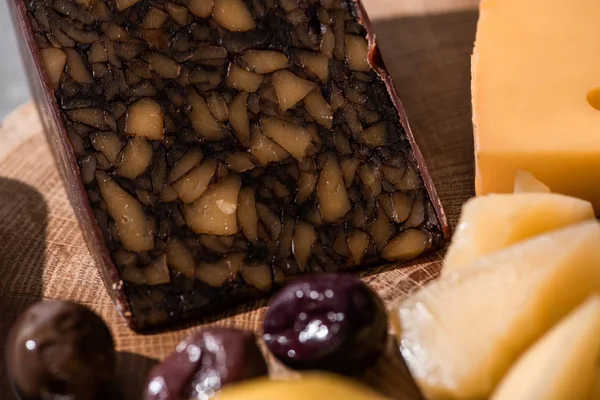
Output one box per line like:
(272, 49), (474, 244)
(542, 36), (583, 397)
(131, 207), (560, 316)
(0, 0), (478, 398)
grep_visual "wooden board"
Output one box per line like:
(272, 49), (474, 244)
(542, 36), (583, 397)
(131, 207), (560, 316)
(0, 0), (478, 398)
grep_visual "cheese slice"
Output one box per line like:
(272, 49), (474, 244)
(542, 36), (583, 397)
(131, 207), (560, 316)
(443, 193), (594, 274)
(492, 296), (600, 400)
(473, 0), (600, 211)
(396, 221), (600, 399)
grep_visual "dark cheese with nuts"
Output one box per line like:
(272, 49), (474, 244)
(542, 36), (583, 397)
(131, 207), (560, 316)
(12, 0), (449, 330)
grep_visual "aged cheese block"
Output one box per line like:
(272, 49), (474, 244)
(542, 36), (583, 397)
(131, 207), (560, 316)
(472, 0), (600, 211)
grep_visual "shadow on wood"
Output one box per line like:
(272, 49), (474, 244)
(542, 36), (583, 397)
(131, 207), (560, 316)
(0, 178), (47, 399)
(363, 337), (424, 400)
(113, 351), (159, 400)
(372, 9), (479, 227)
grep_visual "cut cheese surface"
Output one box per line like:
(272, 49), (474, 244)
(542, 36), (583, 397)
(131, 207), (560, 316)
(473, 0), (600, 210)
(513, 170), (550, 193)
(492, 296), (600, 400)
(443, 193), (594, 274)
(396, 221), (600, 399)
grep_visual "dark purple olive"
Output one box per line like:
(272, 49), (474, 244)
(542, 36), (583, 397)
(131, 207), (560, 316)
(144, 328), (268, 400)
(263, 273), (387, 375)
(5, 300), (116, 400)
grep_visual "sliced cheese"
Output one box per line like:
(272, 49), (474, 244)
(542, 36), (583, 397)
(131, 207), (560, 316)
(443, 193), (594, 274)
(492, 296), (600, 400)
(396, 221), (600, 399)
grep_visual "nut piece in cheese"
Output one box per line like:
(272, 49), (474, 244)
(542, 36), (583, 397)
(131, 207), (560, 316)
(217, 373), (388, 400)
(492, 296), (600, 400)
(473, 0), (600, 211)
(395, 221), (600, 400)
(183, 176), (242, 236)
(443, 193), (594, 274)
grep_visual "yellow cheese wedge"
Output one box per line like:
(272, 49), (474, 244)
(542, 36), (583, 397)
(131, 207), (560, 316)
(492, 296), (600, 400)
(217, 373), (388, 400)
(443, 193), (594, 274)
(395, 221), (600, 399)
(513, 170), (550, 193)
(472, 0), (600, 212)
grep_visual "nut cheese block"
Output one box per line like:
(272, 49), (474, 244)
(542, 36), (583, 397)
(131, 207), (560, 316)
(472, 0), (600, 211)
(11, 0), (447, 330)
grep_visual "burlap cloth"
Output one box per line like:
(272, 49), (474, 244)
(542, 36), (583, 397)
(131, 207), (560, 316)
(0, 0), (478, 398)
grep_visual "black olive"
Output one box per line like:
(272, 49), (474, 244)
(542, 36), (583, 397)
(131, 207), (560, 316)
(6, 300), (115, 400)
(263, 273), (387, 375)
(144, 327), (268, 400)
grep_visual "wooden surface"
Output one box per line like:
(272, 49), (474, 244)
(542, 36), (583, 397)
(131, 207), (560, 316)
(0, 0), (478, 398)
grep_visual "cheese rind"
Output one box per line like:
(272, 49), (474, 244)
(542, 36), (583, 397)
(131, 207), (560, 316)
(473, 0), (600, 211)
